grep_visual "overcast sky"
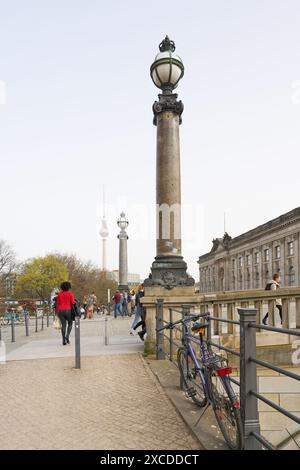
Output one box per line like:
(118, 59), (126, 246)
(1, 0), (300, 280)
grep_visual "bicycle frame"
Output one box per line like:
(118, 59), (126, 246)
(182, 321), (238, 406)
(183, 325), (212, 403)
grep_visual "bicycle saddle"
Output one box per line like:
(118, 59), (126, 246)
(191, 322), (208, 333)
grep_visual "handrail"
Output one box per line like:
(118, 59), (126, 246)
(155, 301), (300, 451)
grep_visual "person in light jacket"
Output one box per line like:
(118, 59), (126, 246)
(262, 273), (282, 325)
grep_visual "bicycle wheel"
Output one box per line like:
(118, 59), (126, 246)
(177, 347), (207, 407)
(208, 371), (243, 450)
(3, 315), (10, 325)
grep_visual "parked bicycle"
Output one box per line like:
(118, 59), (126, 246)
(1, 309), (27, 325)
(157, 312), (243, 450)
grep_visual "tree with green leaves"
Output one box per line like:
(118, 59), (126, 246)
(16, 255), (68, 301)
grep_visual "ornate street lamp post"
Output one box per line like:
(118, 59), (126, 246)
(145, 36), (194, 289)
(117, 212), (129, 291)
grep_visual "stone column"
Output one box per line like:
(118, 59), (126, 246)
(117, 212), (129, 291)
(118, 234), (128, 290)
(144, 93), (194, 289)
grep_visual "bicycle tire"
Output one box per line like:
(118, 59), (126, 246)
(177, 347), (207, 407)
(208, 372), (243, 450)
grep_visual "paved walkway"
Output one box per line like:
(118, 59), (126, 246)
(3, 316), (144, 360)
(0, 317), (200, 450)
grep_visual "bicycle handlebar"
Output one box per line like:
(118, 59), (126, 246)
(156, 312), (209, 332)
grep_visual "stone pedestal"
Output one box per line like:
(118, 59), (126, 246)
(140, 285), (199, 355)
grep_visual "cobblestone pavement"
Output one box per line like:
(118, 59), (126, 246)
(0, 354), (200, 450)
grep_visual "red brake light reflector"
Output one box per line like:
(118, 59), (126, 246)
(216, 367), (232, 376)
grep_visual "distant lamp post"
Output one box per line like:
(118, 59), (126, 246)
(117, 212), (129, 291)
(145, 36), (194, 289)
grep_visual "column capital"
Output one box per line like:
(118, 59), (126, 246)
(153, 93), (184, 126)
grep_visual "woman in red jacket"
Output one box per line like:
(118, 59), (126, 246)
(56, 281), (75, 345)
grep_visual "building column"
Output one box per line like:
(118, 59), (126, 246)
(117, 212), (129, 291)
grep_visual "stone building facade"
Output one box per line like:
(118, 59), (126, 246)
(198, 207), (300, 293)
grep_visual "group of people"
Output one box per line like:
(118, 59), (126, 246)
(53, 282), (147, 345)
(112, 285), (146, 341)
(53, 273), (283, 347)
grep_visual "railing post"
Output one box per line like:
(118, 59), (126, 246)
(104, 316), (109, 345)
(213, 303), (220, 335)
(182, 304), (191, 341)
(282, 298), (289, 329)
(238, 307), (261, 450)
(156, 299), (165, 360)
(227, 303), (235, 334)
(295, 297), (300, 329)
(267, 300), (275, 326)
(41, 311), (44, 331)
(35, 311), (38, 333)
(47, 310), (50, 328)
(75, 315), (81, 369)
(25, 312), (29, 337)
(11, 315), (16, 343)
(169, 308), (173, 361)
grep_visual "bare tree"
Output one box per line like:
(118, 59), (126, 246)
(0, 240), (16, 297)
(0, 240), (16, 274)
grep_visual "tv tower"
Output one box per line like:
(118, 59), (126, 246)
(99, 187), (109, 271)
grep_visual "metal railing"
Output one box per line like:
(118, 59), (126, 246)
(155, 299), (300, 450)
(0, 308), (51, 343)
(196, 287), (300, 334)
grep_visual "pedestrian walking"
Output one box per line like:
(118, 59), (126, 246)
(56, 281), (76, 345)
(130, 284), (146, 339)
(130, 289), (136, 312)
(113, 290), (122, 319)
(84, 292), (97, 319)
(121, 291), (129, 316)
(262, 273), (282, 325)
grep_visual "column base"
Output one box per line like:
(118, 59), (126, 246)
(118, 284), (129, 291)
(144, 255), (194, 289)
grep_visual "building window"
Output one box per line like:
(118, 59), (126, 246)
(238, 257), (243, 268)
(264, 269), (269, 282)
(255, 272), (260, 289)
(246, 254), (251, 266)
(275, 245), (281, 259)
(289, 266), (295, 285)
(246, 269), (251, 288)
(254, 252), (260, 265)
(232, 259), (236, 270)
(264, 249), (269, 262)
(288, 241), (294, 257)
(231, 273), (235, 290)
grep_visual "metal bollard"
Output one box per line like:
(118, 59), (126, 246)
(11, 315), (16, 343)
(35, 311), (38, 333)
(104, 316), (109, 345)
(41, 312), (44, 331)
(47, 311), (49, 327)
(75, 316), (81, 369)
(238, 308), (261, 450)
(25, 312), (29, 337)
